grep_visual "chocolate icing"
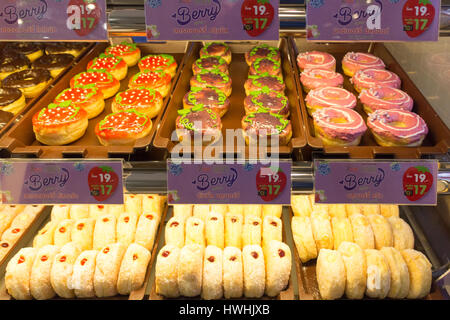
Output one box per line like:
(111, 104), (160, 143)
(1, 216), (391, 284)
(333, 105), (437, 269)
(0, 53), (30, 73)
(3, 42), (43, 55)
(0, 88), (22, 106)
(32, 54), (74, 70)
(3, 69), (51, 89)
(45, 42), (87, 54)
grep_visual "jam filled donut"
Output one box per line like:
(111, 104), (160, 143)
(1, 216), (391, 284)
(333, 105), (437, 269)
(359, 87), (413, 115)
(249, 57), (282, 78)
(32, 101), (88, 145)
(0, 53), (30, 80)
(32, 54), (74, 78)
(87, 54), (128, 81)
(192, 55), (228, 75)
(342, 52), (386, 77)
(3, 42), (43, 62)
(313, 106), (367, 146)
(139, 54), (178, 78)
(300, 68), (344, 92)
(128, 70), (172, 98)
(190, 69), (232, 97)
(2, 69), (52, 99)
(305, 87), (357, 116)
(0, 88), (26, 115)
(352, 68), (401, 93)
(70, 69), (120, 99)
(200, 42), (232, 64)
(175, 105), (222, 145)
(112, 87), (163, 119)
(367, 109), (428, 147)
(45, 42), (88, 57)
(244, 73), (285, 96)
(95, 109), (152, 146)
(245, 44), (280, 66)
(54, 85), (105, 119)
(183, 86), (230, 117)
(244, 88), (289, 118)
(297, 51), (336, 72)
(105, 42), (141, 67)
(242, 109), (292, 146)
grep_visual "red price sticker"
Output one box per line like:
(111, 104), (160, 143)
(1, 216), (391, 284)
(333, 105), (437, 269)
(88, 166), (119, 202)
(402, 0), (436, 38)
(256, 167), (287, 202)
(402, 165), (434, 202)
(67, 0), (101, 37)
(241, 0), (275, 37)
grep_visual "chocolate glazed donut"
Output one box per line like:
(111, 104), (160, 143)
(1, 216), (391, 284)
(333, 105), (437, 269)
(3, 42), (43, 55)
(32, 54), (74, 77)
(2, 69), (52, 98)
(0, 88), (22, 107)
(0, 53), (30, 80)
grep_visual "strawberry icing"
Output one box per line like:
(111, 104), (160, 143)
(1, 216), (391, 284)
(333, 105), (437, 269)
(300, 68), (344, 90)
(297, 51), (336, 71)
(342, 52), (385, 75)
(352, 68), (401, 91)
(306, 87), (357, 109)
(359, 86), (413, 113)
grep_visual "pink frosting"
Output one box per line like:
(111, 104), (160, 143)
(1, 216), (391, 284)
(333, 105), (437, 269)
(300, 68), (344, 90)
(359, 86), (413, 113)
(352, 68), (401, 91)
(342, 52), (385, 75)
(313, 106), (367, 142)
(297, 51), (336, 71)
(306, 87), (357, 109)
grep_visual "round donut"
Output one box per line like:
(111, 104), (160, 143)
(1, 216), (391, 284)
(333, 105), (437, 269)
(245, 44), (280, 66)
(95, 110), (152, 146)
(0, 53), (30, 80)
(313, 106), (367, 146)
(54, 85), (105, 119)
(305, 87), (357, 116)
(105, 42), (141, 67)
(352, 68), (401, 92)
(138, 54), (177, 78)
(200, 42), (232, 64)
(249, 57), (282, 78)
(367, 109), (428, 147)
(342, 52), (386, 77)
(70, 69), (120, 99)
(242, 110), (292, 146)
(2, 69), (52, 99)
(190, 70), (232, 97)
(297, 51), (336, 72)
(359, 87), (413, 115)
(112, 87), (163, 119)
(300, 68), (344, 92)
(32, 54), (74, 78)
(183, 86), (230, 117)
(32, 101), (88, 145)
(45, 42), (88, 57)
(3, 42), (43, 62)
(128, 70), (172, 98)
(244, 73), (285, 96)
(0, 88), (26, 115)
(87, 54), (128, 81)
(192, 56), (228, 75)
(244, 88), (289, 118)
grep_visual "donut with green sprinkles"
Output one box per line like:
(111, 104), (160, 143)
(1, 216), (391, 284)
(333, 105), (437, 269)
(242, 108), (292, 144)
(250, 57), (282, 77)
(244, 72), (285, 94)
(176, 104), (222, 135)
(183, 86), (230, 117)
(245, 44), (280, 66)
(190, 69), (232, 96)
(244, 88), (289, 117)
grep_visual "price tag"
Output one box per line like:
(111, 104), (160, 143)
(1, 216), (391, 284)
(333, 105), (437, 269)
(241, 0), (276, 38)
(255, 166), (288, 202)
(402, 0), (436, 38)
(402, 165), (434, 202)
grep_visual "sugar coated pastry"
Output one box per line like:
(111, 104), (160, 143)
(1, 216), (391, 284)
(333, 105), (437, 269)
(134, 212), (159, 251)
(192, 55), (228, 75)
(380, 247), (410, 299)
(10, 207), (39, 229)
(50, 242), (82, 298)
(244, 88), (289, 118)
(243, 205), (262, 221)
(359, 87), (413, 115)
(306, 87), (357, 116)
(364, 249), (391, 299)
(297, 51), (336, 72)
(5, 247), (37, 300)
(71, 218), (96, 251)
(361, 204), (381, 216)
(225, 213), (243, 249)
(117, 243), (151, 295)
(210, 204), (228, 216)
(200, 42), (232, 65)
(388, 217), (414, 250)
(242, 245), (265, 298)
(155, 244), (180, 298)
(33, 221), (58, 249)
(379, 205), (400, 218)
(1, 226), (24, 244)
(262, 205), (282, 219)
(177, 244), (204, 297)
(54, 86), (105, 119)
(300, 68), (344, 92)
(138, 54), (177, 78)
(401, 249), (432, 299)
(30, 245), (60, 300)
(367, 214), (394, 249)
(332, 217), (354, 250)
(71, 250), (98, 298)
(116, 212), (138, 247)
(328, 204), (347, 218)
(94, 242), (127, 298)
(262, 216), (282, 249)
(92, 214), (117, 250)
(223, 246), (243, 298)
(172, 204), (193, 221)
(205, 212), (225, 249)
(264, 240), (291, 297)
(185, 217), (205, 247)
(249, 57), (282, 78)
(70, 69), (119, 99)
(53, 219), (75, 247)
(291, 195), (313, 217)
(108, 204), (125, 219)
(69, 205), (89, 220)
(125, 194), (142, 214)
(346, 204), (362, 216)
(193, 204), (211, 222)
(183, 86), (230, 117)
(87, 54), (128, 81)
(142, 194), (163, 218)
(0, 240), (13, 262)
(228, 205), (244, 217)
(165, 216), (185, 248)
(51, 205), (70, 222)
(338, 242), (366, 299)
(89, 204), (110, 220)
(342, 52), (386, 77)
(349, 214), (375, 249)
(0, 209), (16, 235)
(316, 249), (345, 300)
(245, 44), (280, 66)
(202, 245), (224, 300)
(242, 216), (262, 247)
(311, 212), (333, 251)
(352, 68), (401, 93)
(291, 216), (317, 263)
(105, 42), (141, 67)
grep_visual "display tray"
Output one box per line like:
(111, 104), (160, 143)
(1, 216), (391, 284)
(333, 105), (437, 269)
(153, 39), (306, 158)
(289, 37), (450, 159)
(0, 42), (191, 159)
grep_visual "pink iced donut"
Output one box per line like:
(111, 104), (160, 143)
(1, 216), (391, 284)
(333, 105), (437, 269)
(297, 51), (336, 71)
(313, 106), (367, 146)
(342, 52), (385, 77)
(352, 68), (401, 92)
(300, 68), (344, 92)
(305, 87), (357, 116)
(368, 109), (428, 147)
(359, 86), (413, 114)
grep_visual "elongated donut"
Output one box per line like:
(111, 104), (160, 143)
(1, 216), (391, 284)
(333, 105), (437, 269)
(332, 217), (354, 250)
(291, 195), (313, 217)
(155, 244), (180, 298)
(242, 216), (262, 247)
(69, 205), (89, 220)
(342, 52), (386, 77)
(53, 219), (75, 247)
(328, 204), (347, 218)
(71, 218), (96, 251)
(364, 249), (391, 299)
(367, 214), (393, 249)
(388, 217), (414, 250)
(89, 204), (109, 220)
(193, 204), (210, 222)
(291, 216), (317, 263)
(305, 87), (357, 116)
(134, 212), (159, 251)
(242, 245), (265, 298)
(223, 246), (243, 298)
(316, 248), (346, 300)
(117, 243), (151, 295)
(297, 51), (336, 71)
(185, 217), (205, 247)
(94, 242), (127, 298)
(401, 249), (432, 299)
(349, 214), (375, 249)
(125, 194), (142, 214)
(264, 240), (291, 297)
(359, 86), (413, 115)
(33, 221), (58, 249)
(92, 214), (117, 251)
(202, 245), (223, 300)
(225, 213), (243, 249)
(165, 216), (185, 248)
(300, 68), (344, 92)
(172, 204), (193, 221)
(71, 250), (99, 298)
(380, 247), (410, 299)
(50, 205), (70, 222)
(311, 212), (333, 251)
(352, 68), (401, 93)
(116, 212), (138, 247)
(206, 212), (225, 249)
(177, 244), (203, 297)
(30, 245), (60, 300)
(262, 216), (282, 249)
(338, 242), (366, 300)
(5, 247), (37, 300)
(50, 242), (82, 298)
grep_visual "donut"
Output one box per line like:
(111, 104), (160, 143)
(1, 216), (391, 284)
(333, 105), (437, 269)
(305, 87), (357, 116)
(87, 54), (128, 81)
(313, 106), (367, 146)
(112, 87), (163, 119)
(0, 88), (26, 115)
(32, 101), (88, 145)
(249, 58), (282, 78)
(352, 68), (401, 93)
(359, 86), (413, 115)
(300, 68), (344, 92)
(342, 52), (386, 77)
(70, 69), (120, 99)
(95, 109), (152, 146)
(54, 85), (105, 119)
(190, 69), (232, 97)
(138, 54), (177, 78)
(128, 70), (172, 98)
(183, 86), (230, 117)
(45, 42), (88, 57)
(105, 42), (141, 67)
(367, 109), (428, 147)
(32, 54), (74, 78)
(0, 53), (30, 80)
(3, 42), (43, 62)
(2, 69), (51, 99)
(297, 51), (336, 72)
(200, 42), (232, 64)
(192, 55), (228, 75)
(244, 73), (285, 96)
(245, 44), (280, 66)
(244, 88), (289, 117)
(242, 109), (292, 146)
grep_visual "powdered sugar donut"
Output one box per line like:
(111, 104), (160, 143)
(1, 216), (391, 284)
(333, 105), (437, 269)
(342, 52), (385, 77)
(359, 87), (413, 114)
(305, 87), (357, 116)
(352, 68), (401, 92)
(300, 68), (344, 92)
(297, 51), (336, 71)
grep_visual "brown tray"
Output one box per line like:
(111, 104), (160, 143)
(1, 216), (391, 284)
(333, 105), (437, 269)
(153, 39), (306, 158)
(0, 42), (191, 159)
(289, 37), (450, 159)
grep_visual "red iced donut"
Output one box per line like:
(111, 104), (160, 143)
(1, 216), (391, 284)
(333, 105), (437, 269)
(342, 52), (385, 77)
(87, 54), (128, 80)
(352, 68), (401, 92)
(70, 69), (120, 99)
(128, 70), (172, 98)
(138, 54), (177, 78)
(54, 85), (105, 119)
(300, 68), (344, 92)
(359, 86), (413, 114)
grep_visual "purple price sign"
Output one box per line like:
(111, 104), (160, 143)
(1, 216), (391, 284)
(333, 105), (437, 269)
(0, 0), (107, 41)
(145, 0), (279, 41)
(0, 160), (123, 205)
(167, 160), (291, 205)
(314, 160), (438, 205)
(306, 0), (440, 42)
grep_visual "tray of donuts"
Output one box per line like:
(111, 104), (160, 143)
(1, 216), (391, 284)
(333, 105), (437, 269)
(150, 204), (294, 300)
(290, 194), (444, 300)
(0, 41), (191, 159)
(0, 194), (168, 300)
(153, 39), (306, 158)
(288, 37), (450, 159)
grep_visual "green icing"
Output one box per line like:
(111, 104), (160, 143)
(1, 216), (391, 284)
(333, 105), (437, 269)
(98, 109), (148, 131)
(92, 54), (122, 69)
(177, 105), (218, 131)
(38, 101), (80, 121)
(196, 69), (229, 84)
(194, 55), (227, 70)
(248, 72), (283, 88)
(187, 86), (227, 106)
(244, 107), (289, 135)
(249, 44), (279, 58)
(249, 88), (287, 110)
(115, 87), (157, 106)
(140, 54), (175, 69)
(253, 57), (281, 73)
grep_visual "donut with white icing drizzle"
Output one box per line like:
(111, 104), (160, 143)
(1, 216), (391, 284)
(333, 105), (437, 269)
(342, 52), (385, 77)
(359, 86), (413, 114)
(305, 87), (357, 116)
(352, 68), (401, 92)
